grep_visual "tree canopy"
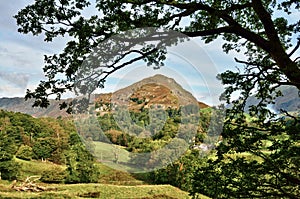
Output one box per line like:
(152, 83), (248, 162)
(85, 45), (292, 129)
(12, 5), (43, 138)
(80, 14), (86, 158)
(14, 0), (299, 198)
(14, 0), (300, 108)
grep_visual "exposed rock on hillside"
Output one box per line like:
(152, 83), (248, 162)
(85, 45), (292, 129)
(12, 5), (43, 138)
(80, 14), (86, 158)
(95, 74), (209, 111)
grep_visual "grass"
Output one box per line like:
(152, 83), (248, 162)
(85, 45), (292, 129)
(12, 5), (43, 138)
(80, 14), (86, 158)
(8, 154), (211, 199)
(0, 181), (202, 199)
(93, 141), (130, 163)
(92, 141), (141, 172)
(16, 157), (144, 185)
(16, 158), (66, 179)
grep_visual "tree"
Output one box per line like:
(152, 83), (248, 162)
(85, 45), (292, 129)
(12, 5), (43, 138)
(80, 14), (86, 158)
(65, 133), (100, 183)
(40, 167), (66, 183)
(191, 117), (300, 198)
(65, 144), (100, 183)
(32, 138), (57, 160)
(15, 0), (299, 197)
(150, 149), (203, 192)
(0, 117), (20, 180)
(14, 0), (299, 108)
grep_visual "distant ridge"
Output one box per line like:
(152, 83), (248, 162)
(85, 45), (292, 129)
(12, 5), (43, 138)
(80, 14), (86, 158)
(0, 97), (69, 118)
(0, 74), (209, 117)
(245, 86), (300, 113)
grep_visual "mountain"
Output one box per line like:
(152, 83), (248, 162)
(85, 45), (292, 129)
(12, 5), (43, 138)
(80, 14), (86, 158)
(0, 74), (209, 117)
(0, 97), (70, 118)
(245, 86), (300, 113)
(272, 86), (300, 112)
(95, 74), (208, 111)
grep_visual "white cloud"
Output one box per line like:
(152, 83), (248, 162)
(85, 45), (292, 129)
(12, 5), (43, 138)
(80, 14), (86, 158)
(0, 0), (32, 32)
(0, 84), (25, 98)
(0, 72), (29, 89)
(0, 0), (69, 98)
(0, 41), (45, 74)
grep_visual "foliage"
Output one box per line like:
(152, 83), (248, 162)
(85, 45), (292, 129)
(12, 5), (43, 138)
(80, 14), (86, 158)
(0, 110), (75, 162)
(40, 168), (66, 183)
(48, 149), (65, 164)
(0, 159), (19, 181)
(105, 129), (133, 146)
(191, 111), (300, 198)
(95, 106), (212, 173)
(32, 138), (57, 160)
(1, 111), (102, 181)
(65, 133), (100, 183)
(0, 114), (20, 180)
(150, 150), (204, 192)
(14, 0), (300, 109)
(16, 145), (33, 161)
(12, 1), (300, 197)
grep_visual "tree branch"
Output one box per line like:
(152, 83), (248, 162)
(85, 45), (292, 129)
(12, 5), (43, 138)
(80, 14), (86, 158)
(234, 57), (276, 69)
(126, 0), (271, 54)
(251, 0), (280, 43)
(183, 26), (235, 37)
(225, 2), (252, 12)
(100, 47), (160, 85)
(288, 37), (300, 57)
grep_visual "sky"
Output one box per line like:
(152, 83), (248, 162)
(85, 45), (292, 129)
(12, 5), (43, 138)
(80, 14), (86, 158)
(1, 1), (297, 106)
(0, 0), (67, 98)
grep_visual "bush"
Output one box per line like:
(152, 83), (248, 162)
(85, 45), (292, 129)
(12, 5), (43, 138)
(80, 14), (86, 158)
(0, 160), (20, 180)
(40, 168), (66, 183)
(16, 145), (33, 161)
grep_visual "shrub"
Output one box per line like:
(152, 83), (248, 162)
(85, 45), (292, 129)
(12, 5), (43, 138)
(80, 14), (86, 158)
(16, 145), (33, 161)
(40, 168), (66, 183)
(0, 159), (20, 180)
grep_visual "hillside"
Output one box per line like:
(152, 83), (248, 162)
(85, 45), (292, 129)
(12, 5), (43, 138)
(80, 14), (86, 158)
(272, 86), (300, 112)
(95, 74), (209, 112)
(1, 76), (298, 117)
(0, 109), (210, 199)
(0, 159), (199, 199)
(245, 86), (300, 112)
(0, 97), (70, 118)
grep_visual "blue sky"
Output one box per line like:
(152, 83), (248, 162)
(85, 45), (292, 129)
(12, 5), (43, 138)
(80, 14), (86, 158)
(2, 1), (297, 106)
(0, 0), (66, 97)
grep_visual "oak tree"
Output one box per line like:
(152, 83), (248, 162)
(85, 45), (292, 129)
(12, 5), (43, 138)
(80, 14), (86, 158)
(14, 0), (300, 107)
(15, 0), (299, 197)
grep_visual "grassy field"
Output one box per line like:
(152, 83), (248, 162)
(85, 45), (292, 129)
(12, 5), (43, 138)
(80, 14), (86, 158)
(92, 141), (138, 172)
(16, 158), (143, 185)
(5, 158), (211, 199)
(17, 158), (66, 179)
(93, 141), (130, 163)
(0, 182), (198, 199)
